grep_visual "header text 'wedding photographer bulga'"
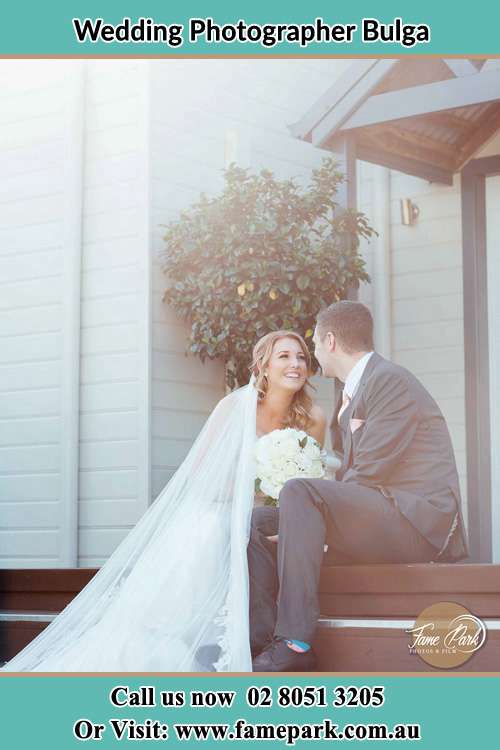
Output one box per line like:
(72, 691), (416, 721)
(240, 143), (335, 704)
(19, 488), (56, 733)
(71, 17), (431, 49)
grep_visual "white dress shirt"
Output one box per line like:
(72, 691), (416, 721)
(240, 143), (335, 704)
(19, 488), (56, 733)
(342, 351), (374, 401)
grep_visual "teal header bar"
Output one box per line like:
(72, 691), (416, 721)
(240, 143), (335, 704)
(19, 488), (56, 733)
(0, 675), (497, 748)
(0, 1), (498, 55)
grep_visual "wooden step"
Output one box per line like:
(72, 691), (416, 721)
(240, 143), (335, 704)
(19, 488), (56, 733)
(318, 562), (500, 618)
(0, 569), (98, 662)
(0, 612), (55, 664)
(4, 564), (498, 615)
(316, 563), (500, 671)
(314, 617), (500, 671)
(0, 568), (97, 612)
(2, 564), (500, 669)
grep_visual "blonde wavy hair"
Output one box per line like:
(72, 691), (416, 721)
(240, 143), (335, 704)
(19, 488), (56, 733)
(250, 331), (314, 431)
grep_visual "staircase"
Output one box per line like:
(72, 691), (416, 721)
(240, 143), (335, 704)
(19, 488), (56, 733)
(315, 563), (500, 671)
(1, 564), (499, 670)
(0, 568), (96, 665)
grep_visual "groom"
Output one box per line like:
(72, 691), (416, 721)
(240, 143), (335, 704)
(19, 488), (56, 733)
(249, 301), (469, 671)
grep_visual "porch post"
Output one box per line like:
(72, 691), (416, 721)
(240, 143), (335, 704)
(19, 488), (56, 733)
(329, 134), (358, 301)
(461, 163), (493, 562)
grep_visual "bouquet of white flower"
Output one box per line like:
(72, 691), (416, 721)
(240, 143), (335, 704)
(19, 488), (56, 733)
(255, 427), (325, 507)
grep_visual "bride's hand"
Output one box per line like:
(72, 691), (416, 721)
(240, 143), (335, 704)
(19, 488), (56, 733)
(266, 534), (278, 543)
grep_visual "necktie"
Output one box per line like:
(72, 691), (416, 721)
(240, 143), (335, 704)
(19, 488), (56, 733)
(337, 391), (351, 423)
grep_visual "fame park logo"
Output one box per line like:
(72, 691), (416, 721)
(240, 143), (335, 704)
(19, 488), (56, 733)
(406, 601), (487, 668)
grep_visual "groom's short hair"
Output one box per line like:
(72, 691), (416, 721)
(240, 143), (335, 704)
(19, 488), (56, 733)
(316, 301), (374, 353)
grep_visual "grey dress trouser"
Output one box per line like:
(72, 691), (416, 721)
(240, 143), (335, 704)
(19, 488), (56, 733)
(247, 477), (437, 653)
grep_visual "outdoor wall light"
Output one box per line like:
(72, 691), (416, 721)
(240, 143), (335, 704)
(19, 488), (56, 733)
(400, 198), (420, 226)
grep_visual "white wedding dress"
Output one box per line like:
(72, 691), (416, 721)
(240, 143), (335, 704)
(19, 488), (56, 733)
(2, 378), (258, 672)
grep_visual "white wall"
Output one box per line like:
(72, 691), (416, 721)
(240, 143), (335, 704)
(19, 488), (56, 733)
(149, 61), (226, 502)
(241, 60), (354, 434)
(150, 59), (352, 476)
(77, 61), (152, 566)
(388, 171), (467, 521)
(0, 62), (81, 567)
(353, 127), (500, 549)
(0, 61), (154, 567)
(1, 59), (352, 568)
(6, 60), (473, 566)
(350, 158), (468, 522)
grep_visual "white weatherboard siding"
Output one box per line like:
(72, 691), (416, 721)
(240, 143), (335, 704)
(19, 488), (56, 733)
(242, 60), (356, 431)
(0, 61), (153, 568)
(150, 61), (226, 501)
(388, 170), (467, 526)
(150, 59), (352, 484)
(0, 62), (82, 567)
(78, 61), (151, 566)
(357, 163), (468, 527)
(346, 162), (467, 520)
(1, 59), (352, 567)
(1, 60), (478, 568)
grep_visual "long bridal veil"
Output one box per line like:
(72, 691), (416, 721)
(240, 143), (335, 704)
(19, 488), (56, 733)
(2, 378), (258, 672)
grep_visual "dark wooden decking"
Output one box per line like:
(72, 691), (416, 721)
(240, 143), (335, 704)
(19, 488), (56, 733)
(1, 564), (500, 670)
(315, 563), (500, 671)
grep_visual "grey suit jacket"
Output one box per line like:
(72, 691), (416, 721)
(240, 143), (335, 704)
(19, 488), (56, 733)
(330, 352), (469, 562)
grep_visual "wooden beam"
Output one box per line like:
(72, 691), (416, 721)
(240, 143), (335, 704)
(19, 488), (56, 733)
(341, 68), (500, 131)
(479, 59), (500, 74)
(443, 59), (480, 77)
(373, 58), (453, 94)
(456, 104), (500, 171)
(462, 154), (500, 177)
(472, 59), (487, 71)
(359, 129), (456, 172)
(310, 59), (398, 147)
(383, 124), (459, 162)
(289, 59), (381, 140)
(356, 143), (454, 185)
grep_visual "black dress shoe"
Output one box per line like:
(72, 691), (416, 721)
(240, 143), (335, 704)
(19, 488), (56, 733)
(252, 638), (316, 672)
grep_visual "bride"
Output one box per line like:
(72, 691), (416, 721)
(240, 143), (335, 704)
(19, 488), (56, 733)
(2, 331), (325, 673)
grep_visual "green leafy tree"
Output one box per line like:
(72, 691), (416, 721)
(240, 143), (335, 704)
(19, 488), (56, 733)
(159, 156), (374, 389)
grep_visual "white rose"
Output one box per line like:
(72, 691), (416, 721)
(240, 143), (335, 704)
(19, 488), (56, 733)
(260, 477), (279, 499)
(303, 440), (320, 460)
